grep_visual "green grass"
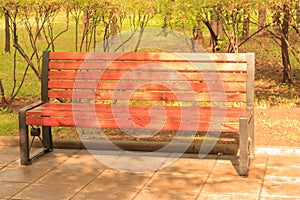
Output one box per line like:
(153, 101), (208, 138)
(0, 108), (18, 136)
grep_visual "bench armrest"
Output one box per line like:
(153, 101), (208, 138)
(19, 101), (47, 116)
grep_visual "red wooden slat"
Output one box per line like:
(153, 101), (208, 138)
(48, 71), (247, 82)
(26, 116), (239, 132)
(27, 103), (245, 113)
(26, 103), (245, 122)
(48, 90), (246, 102)
(48, 80), (246, 93)
(49, 61), (247, 72)
(26, 103), (245, 113)
(48, 81), (246, 93)
(49, 52), (248, 63)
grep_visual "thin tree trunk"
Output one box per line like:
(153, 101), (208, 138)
(0, 79), (8, 107)
(242, 9), (250, 40)
(281, 4), (292, 84)
(4, 10), (10, 53)
(193, 18), (205, 47)
(35, 12), (42, 39)
(258, 7), (267, 35)
(205, 19), (218, 52)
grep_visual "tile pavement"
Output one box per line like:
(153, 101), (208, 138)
(1, 146), (300, 199)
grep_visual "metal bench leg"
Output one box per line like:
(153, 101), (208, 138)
(249, 115), (255, 159)
(42, 126), (53, 152)
(239, 117), (249, 176)
(19, 110), (30, 165)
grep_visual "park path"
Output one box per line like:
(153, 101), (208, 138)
(1, 145), (300, 199)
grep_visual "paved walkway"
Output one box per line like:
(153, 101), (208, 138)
(1, 146), (300, 199)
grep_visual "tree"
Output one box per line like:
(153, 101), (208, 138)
(66, 0), (82, 51)
(268, 1), (300, 84)
(0, 0), (67, 107)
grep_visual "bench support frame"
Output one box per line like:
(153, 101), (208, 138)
(19, 50), (53, 165)
(239, 53), (255, 176)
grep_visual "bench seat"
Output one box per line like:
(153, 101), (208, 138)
(25, 102), (245, 132)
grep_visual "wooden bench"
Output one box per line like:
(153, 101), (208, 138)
(19, 51), (255, 175)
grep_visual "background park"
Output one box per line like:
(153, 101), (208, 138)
(0, 0), (299, 146)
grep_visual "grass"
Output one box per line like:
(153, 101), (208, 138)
(0, 108), (18, 136)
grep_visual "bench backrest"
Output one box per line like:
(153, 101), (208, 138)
(42, 51), (254, 132)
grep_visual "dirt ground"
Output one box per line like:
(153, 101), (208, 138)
(255, 107), (300, 147)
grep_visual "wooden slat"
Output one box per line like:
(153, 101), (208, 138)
(48, 71), (247, 82)
(48, 81), (246, 92)
(27, 103), (245, 113)
(26, 103), (245, 122)
(49, 52), (248, 63)
(26, 116), (239, 132)
(49, 61), (247, 72)
(48, 90), (246, 102)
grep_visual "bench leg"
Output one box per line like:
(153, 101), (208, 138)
(42, 126), (53, 152)
(239, 117), (249, 176)
(19, 110), (30, 165)
(249, 114), (255, 159)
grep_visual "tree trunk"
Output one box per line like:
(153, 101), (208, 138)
(281, 3), (292, 84)
(193, 19), (205, 47)
(35, 12), (42, 39)
(242, 9), (250, 40)
(258, 7), (267, 35)
(4, 10), (10, 53)
(205, 16), (218, 52)
(0, 79), (8, 107)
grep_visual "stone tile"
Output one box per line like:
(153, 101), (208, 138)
(86, 149), (124, 170)
(12, 183), (82, 200)
(0, 167), (50, 183)
(209, 161), (239, 177)
(146, 173), (206, 192)
(210, 159), (266, 180)
(56, 152), (107, 171)
(36, 168), (100, 185)
(198, 193), (259, 200)
(8, 149), (78, 169)
(267, 156), (300, 168)
(30, 149), (78, 167)
(0, 146), (19, 155)
(72, 169), (151, 200)
(265, 166), (300, 180)
(0, 182), (29, 199)
(91, 169), (151, 189)
(134, 188), (199, 200)
(109, 152), (170, 173)
(261, 180), (300, 198)
(73, 186), (140, 200)
(202, 177), (262, 196)
(250, 155), (269, 166)
(160, 157), (216, 176)
(0, 153), (19, 167)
